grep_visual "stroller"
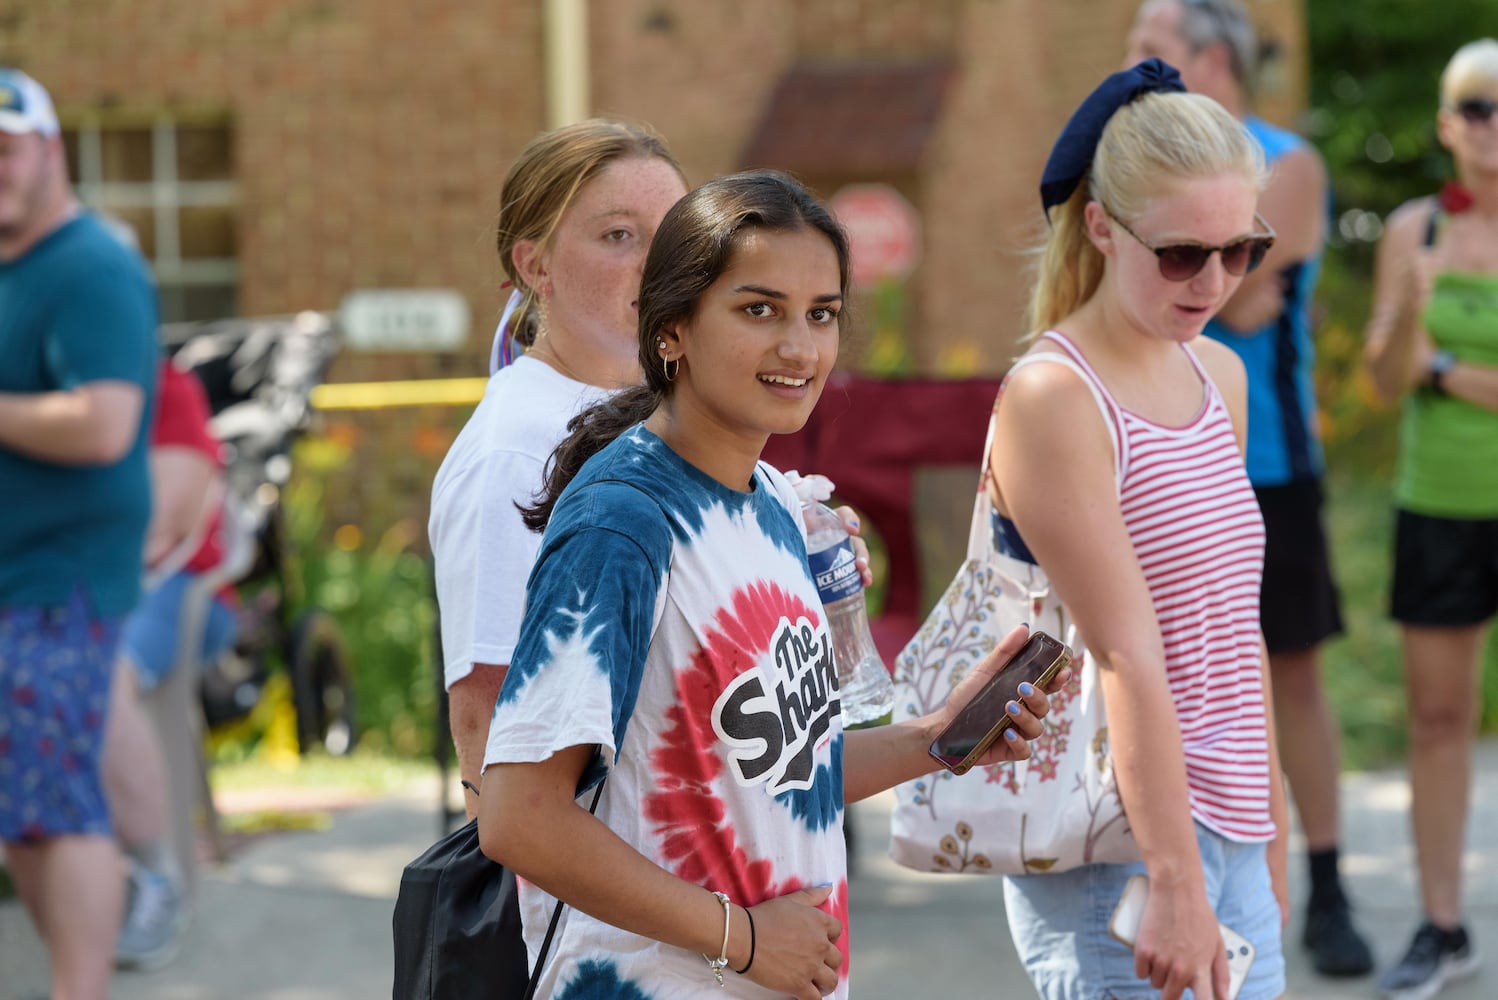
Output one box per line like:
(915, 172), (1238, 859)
(161, 311), (358, 759)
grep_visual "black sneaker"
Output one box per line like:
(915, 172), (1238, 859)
(1303, 892), (1374, 976)
(1377, 921), (1481, 1000)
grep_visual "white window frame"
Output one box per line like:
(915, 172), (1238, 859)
(69, 116), (239, 300)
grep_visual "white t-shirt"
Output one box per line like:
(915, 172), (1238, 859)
(485, 425), (851, 1000)
(428, 355), (609, 689)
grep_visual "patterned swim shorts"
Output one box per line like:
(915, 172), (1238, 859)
(0, 592), (119, 841)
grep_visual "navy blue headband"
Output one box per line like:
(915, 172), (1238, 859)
(1039, 58), (1187, 220)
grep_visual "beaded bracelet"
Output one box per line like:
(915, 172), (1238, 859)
(703, 890), (732, 987)
(733, 906), (757, 975)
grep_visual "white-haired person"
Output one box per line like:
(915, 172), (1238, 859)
(1362, 37), (1498, 1000)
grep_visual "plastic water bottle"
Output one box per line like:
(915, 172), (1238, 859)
(793, 475), (895, 729)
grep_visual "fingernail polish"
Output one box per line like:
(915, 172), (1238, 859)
(1006, 700), (1021, 717)
(1005, 728), (1019, 741)
(1018, 682), (1035, 698)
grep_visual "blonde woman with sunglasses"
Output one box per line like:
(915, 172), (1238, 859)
(1125, 5), (1372, 974)
(1362, 38), (1498, 1000)
(990, 61), (1290, 1000)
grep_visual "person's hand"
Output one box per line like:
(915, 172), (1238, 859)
(928, 625), (1071, 767)
(1134, 881), (1229, 1000)
(831, 504), (873, 587)
(742, 885), (843, 999)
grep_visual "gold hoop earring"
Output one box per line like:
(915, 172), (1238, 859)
(661, 354), (679, 382)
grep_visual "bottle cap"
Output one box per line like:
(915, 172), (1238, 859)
(783, 470), (835, 506)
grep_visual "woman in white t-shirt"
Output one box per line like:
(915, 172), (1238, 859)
(477, 170), (1064, 1000)
(430, 120), (690, 816)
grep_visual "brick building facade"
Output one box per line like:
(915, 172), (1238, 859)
(2, 0), (1306, 542)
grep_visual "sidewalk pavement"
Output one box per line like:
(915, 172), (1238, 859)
(3, 743), (1496, 999)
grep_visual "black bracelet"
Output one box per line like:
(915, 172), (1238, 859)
(732, 906), (756, 975)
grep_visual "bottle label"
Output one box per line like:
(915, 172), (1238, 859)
(807, 539), (862, 605)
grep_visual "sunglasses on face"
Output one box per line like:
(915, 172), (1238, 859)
(1454, 98), (1498, 125)
(1108, 211), (1277, 282)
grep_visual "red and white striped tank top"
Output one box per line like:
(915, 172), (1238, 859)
(1034, 331), (1274, 842)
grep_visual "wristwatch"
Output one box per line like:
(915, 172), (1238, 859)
(1428, 350), (1457, 396)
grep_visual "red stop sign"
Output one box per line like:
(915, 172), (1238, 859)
(829, 184), (922, 288)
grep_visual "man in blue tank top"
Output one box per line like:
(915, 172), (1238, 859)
(1125, 0), (1373, 979)
(0, 68), (158, 998)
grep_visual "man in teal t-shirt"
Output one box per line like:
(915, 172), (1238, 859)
(0, 68), (157, 1000)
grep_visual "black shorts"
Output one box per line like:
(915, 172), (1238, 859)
(1391, 508), (1498, 626)
(1256, 479), (1344, 653)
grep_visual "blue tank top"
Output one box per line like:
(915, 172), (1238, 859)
(1202, 117), (1324, 487)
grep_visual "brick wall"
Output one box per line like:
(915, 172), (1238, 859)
(590, 0), (1306, 375)
(1, 0), (545, 377)
(0, 0), (1306, 545)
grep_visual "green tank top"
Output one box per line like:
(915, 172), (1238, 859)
(1395, 270), (1498, 517)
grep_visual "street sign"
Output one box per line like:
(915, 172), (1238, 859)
(338, 289), (471, 352)
(829, 184), (922, 288)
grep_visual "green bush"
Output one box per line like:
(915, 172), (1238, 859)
(283, 435), (439, 759)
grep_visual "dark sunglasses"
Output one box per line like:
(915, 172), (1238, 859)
(1108, 211), (1277, 282)
(1454, 98), (1498, 124)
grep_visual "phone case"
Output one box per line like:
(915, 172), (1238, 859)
(930, 637), (1071, 775)
(1108, 874), (1255, 1000)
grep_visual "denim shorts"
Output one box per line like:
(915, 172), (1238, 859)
(121, 570), (237, 691)
(1004, 821), (1285, 1000)
(0, 593), (119, 842)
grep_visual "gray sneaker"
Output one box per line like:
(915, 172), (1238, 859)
(1378, 921), (1481, 1000)
(115, 862), (186, 972)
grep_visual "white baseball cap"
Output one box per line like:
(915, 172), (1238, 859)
(0, 69), (59, 137)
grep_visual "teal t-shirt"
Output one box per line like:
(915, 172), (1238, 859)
(1203, 116), (1325, 487)
(0, 213), (159, 618)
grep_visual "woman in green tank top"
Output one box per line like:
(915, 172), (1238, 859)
(1361, 38), (1498, 998)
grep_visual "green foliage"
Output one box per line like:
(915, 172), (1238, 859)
(1303, 0), (1483, 217)
(1300, 0), (1498, 473)
(1306, 2), (1498, 764)
(860, 278), (915, 376)
(284, 436), (439, 758)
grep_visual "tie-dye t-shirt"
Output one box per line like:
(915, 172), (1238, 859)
(484, 425), (850, 1000)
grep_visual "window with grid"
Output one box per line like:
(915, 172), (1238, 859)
(62, 118), (238, 323)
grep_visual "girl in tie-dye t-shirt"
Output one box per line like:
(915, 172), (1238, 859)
(479, 170), (1060, 1000)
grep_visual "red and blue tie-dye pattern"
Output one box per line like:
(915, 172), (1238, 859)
(648, 579), (850, 975)
(486, 426), (850, 999)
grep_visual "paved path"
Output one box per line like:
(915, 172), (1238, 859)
(3, 744), (1496, 998)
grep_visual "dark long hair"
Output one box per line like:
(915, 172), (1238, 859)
(520, 169), (850, 530)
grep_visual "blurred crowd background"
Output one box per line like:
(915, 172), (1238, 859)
(4, 0), (1493, 770)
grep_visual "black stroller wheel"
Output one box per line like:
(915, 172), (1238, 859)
(289, 609), (357, 756)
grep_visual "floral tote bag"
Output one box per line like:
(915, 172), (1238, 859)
(887, 408), (1138, 875)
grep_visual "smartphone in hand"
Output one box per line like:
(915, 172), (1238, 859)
(927, 629), (1072, 775)
(1108, 874), (1255, 1000)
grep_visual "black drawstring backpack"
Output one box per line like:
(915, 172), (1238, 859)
(391, 781), (604, 1000)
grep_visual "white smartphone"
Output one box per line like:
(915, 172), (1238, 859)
(1108, 874), (1254, 1000)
